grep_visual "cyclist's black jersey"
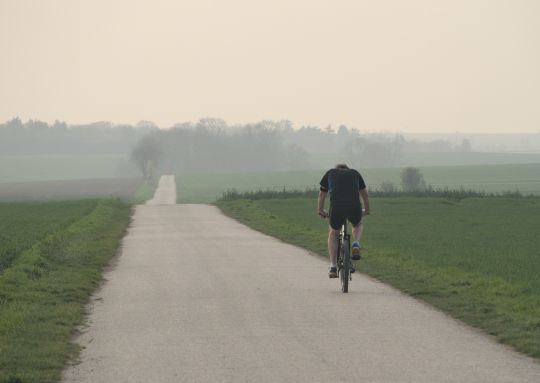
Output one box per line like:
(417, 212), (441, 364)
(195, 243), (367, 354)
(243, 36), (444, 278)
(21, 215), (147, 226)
(320, 168), (366, 207)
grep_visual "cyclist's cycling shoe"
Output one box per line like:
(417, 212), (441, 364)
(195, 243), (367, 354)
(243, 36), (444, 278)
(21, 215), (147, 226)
(328, 267), (338, 278)
(351, 242), (362, 260)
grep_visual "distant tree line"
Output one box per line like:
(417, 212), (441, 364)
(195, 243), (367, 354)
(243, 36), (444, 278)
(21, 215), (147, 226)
(0, 117), (472, 176)
(0, 118), (156, 155)
(131, 119), (471, 177)
(133, 119), (310, 176)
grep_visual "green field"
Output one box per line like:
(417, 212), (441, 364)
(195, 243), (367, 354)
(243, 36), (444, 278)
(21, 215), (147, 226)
(0, 201), (97, 271)
(309, 151), (540, 169)
(0, 200), (132, 383)
(0, 154), (136, 183)
(0, 177), (157, 203)
(398, 151), (540, 167)
(217, 196), (540, 357)
(176, 163), (540, 203)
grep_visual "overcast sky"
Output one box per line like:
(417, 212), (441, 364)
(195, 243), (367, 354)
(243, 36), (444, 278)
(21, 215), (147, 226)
(1, 0), (539, 133)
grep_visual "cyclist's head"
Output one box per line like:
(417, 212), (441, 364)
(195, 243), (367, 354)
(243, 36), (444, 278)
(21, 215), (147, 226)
(335, 163), (349, 170)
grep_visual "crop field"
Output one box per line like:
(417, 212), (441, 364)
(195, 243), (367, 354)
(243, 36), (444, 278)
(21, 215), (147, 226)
(398, 151), (540, 167)
(217, 196), (540, 357)
(0, 199), (131, 383)
(0, 154), (128, 183)
(281, 151), (540, 171)
(0, 177), (153, 202)
(176, 163), (540, 203)
(0, 200), (97, 271)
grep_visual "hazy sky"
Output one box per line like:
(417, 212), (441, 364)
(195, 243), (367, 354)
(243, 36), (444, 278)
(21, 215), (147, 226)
(1, 0), (539, 133)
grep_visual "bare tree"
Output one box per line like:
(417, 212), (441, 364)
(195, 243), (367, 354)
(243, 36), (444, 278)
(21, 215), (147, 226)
(131, 135), (162, 179)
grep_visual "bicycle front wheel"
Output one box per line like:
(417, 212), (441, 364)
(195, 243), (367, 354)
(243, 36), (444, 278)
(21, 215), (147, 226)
(340, 240), (350, 293)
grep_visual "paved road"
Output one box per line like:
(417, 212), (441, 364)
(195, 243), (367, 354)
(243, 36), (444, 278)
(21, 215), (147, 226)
(63, 176), (540, 382)
(145, 175), (177, 205)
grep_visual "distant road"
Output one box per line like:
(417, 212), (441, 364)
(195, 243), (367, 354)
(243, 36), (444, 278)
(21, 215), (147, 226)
(145, 175), (176, 205)
(63, 175), (540, 382)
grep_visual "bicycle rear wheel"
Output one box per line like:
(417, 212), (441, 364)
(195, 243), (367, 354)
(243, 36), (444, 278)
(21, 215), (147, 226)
(340, 240), (350, 293)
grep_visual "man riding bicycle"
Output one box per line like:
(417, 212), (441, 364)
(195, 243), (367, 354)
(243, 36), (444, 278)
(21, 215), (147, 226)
(318, 164), (370, 278)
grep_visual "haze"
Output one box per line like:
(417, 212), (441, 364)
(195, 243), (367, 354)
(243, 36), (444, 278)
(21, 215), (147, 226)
(1, 0), (539, 133)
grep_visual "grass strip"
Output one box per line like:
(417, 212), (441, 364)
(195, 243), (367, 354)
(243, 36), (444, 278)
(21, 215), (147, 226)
(131, 177), (158, 204)
(0, 200), (131, 383)
(216, 198), (540, 358)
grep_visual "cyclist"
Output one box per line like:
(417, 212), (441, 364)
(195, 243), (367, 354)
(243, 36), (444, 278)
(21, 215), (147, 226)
(317, 164), (370, 278)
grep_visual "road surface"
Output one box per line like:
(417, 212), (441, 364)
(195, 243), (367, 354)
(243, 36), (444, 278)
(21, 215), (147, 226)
(63, 175), (540, 382)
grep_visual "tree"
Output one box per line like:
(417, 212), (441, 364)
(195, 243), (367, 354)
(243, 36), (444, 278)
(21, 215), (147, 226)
(52, 120), (68, 130)
(401, 167), (426, 192)
(5, 117), (22, 130)
(337, 125), (349, 137)
(197, 118), (227, 134)
(136, 120), (159, 129)
(131, 135), (162, 179)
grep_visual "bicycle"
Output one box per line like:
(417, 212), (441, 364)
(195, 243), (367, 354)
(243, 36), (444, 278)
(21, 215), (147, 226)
(337, 220), (353, 293)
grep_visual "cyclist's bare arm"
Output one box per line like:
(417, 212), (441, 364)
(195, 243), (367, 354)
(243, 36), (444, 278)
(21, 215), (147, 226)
(360, 188), (370, 215)
(318, 190), (328, 218)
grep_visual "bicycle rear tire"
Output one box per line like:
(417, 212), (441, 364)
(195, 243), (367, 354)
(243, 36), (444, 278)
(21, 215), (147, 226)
(341, 240), (350, 293)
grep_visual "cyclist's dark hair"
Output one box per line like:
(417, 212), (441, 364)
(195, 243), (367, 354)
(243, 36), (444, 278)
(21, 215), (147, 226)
(335, 163), (349, 170)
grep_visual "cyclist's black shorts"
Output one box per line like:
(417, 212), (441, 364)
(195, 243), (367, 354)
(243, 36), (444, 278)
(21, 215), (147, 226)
(329, 204), (362, 230)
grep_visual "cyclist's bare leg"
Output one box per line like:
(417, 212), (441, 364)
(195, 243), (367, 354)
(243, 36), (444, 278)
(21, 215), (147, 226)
(352, 222), (363, 244)
(328, 228), (339, 267)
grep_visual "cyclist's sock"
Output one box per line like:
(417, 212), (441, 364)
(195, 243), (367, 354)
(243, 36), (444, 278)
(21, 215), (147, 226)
(329, 263), (336, 268)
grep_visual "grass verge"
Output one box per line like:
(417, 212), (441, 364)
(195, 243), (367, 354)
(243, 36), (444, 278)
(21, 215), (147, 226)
(0, 200), (131, 383)
(216, 196), (540, 358)
(131, 177), (158, 204)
